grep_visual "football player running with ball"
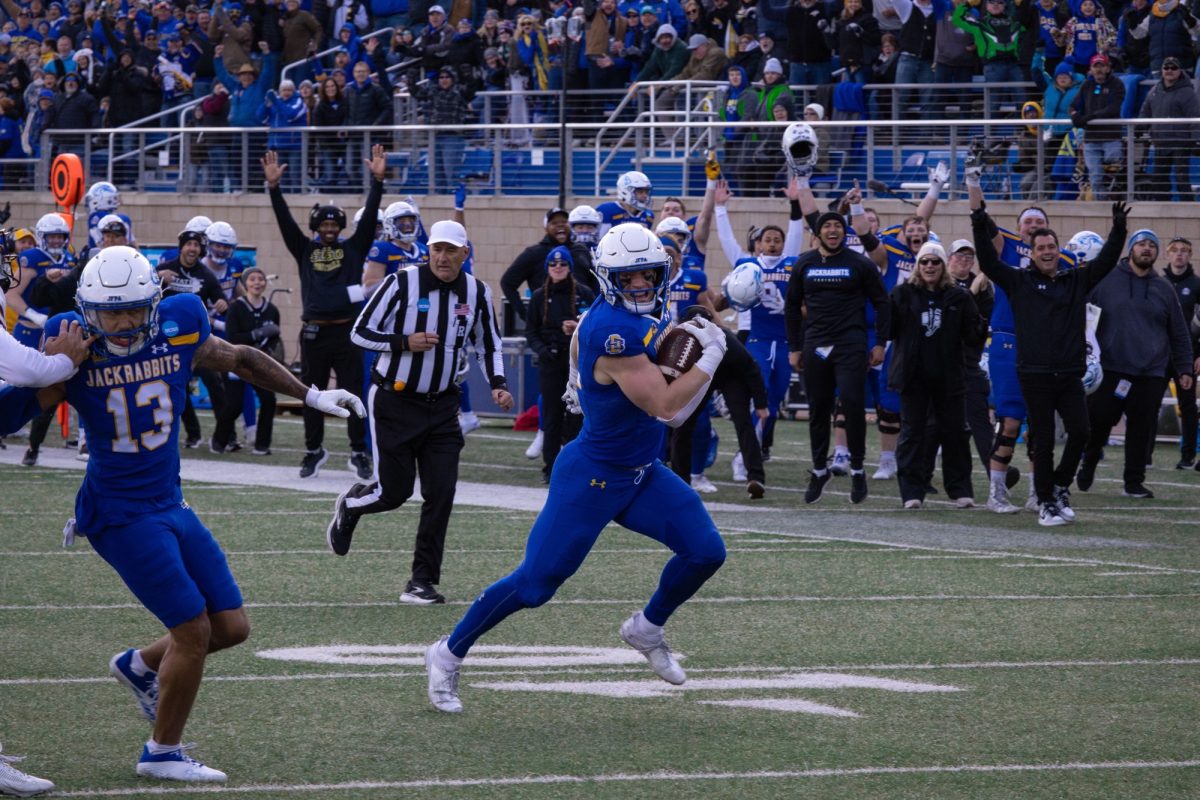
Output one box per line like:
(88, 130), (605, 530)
(5, 247), (364, 784)
(425, 224), (729, 712)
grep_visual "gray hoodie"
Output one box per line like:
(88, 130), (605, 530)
(1088, 258), (1193, 378)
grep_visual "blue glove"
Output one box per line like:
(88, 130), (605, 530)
(454, 182), (466, 211)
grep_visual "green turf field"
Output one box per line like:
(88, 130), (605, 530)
(1, 413), (1198, 798)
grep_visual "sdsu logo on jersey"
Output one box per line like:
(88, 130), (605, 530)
(605, 334), (626, 355)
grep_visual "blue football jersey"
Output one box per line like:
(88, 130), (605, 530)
(49, 293), (211, 534)
(596, 201), (654, 239)
(574, 300), (669, 468)
(745, 255), (794, 342)
(667, 267), (707, 323)
(368, 240), (429, 276)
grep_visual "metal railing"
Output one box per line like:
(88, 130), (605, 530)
(279, 26), (396, 85)
(38, 117), (1200, 203)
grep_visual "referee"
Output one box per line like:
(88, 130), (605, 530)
(326, 219), (514, 605)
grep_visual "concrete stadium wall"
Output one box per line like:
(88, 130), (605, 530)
(8, 191), (1199, 347)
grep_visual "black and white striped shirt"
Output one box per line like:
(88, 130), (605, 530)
(351, 265), (507, 394)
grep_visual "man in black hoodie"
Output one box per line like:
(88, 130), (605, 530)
(263, 145), (385, 479)
(500, 208), (597, 324)
(1077, 229), (1193, 498)
(786, 211), (889, 505)
(1162, 236), (1200, 468)
(972, 200), (1128, 526)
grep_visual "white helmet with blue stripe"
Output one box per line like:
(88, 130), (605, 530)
(616, 171), (653, 212)
(593, 222), (670, 315)
(76, 245), (162, 357)
(85, 181), (121, 213)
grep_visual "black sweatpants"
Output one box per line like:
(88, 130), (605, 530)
(300, 321), (366, 453)
(1018, 370), (1090, 503)
(1083, 371), (1167, 490)
(1174, 374), (1197, 461)
(27, 403), (56, 452)
(214, 376), (276, 451)
(539, 361), (569, 479)
(805, 344), (868, 470)
(181, 366), (227, 442)
(898, 384), (973, 502)
(923, 368), (993, 477)
(670, 383), (766, 484)
(347, 386), (464, 586)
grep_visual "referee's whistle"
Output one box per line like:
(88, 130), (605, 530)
(393, 380), (406, 392)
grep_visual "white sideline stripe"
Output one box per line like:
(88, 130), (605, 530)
(0, 546), (876, 558)
(6, 657), (1199, 687)
(698, 698), (861, 717)
(3, 593), (1198, 613)
(723, 526), (1200, 575)
(909, 555), (1007, 560)
(48, 759), (1200, 796)
(1095, 571), (1180, 577)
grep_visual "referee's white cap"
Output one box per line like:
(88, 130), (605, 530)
(428, 220), (468, 248)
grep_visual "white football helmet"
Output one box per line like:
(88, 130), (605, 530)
(205, 221), (237, 265)
(183, 215), (213, 234)
(354, 206), (383, 238)
(568, 204), (603, 246)
(593, 222), (670, 315)
(85, 181), (121, 213)
(782, 122), (819, 176)
(722, 260), (764, 311)
(35, 213), (71, 260)
(1066, 230), (1104, 266)
(655, 216), (691, 253)
(76, 245), (162, 357)
(97, 214), (128, 239)
(383, 201), (420, 243)
(616, 171), (653, 212)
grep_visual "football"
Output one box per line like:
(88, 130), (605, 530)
(656, 325), (703, 383)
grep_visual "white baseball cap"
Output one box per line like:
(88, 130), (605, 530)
(951, 238), (975, 253)
(427, 220), (468, 248)
(428, 4), (446, 13)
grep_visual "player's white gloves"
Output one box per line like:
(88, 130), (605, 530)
(963, 151), (983, 188)
(928, 160), (950, 189)
(22, 309), (48, 328)
(305, 386), (366, 418)
(682, 317), (727, 377)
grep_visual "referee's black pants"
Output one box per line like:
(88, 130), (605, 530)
(805, 345), (868, 471)
(300, 321), (366, 453)
(348, 385), (464, 586)
(1018, 370), (1090, 503)
(1082, 371), (1167, 490)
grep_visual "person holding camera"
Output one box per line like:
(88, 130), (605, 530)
(212, 266), (282, 454)
(525, 245), (595, 483)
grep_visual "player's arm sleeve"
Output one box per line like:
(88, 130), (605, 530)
(782, 215), (806, 258)
(268, 183), (308, 262)
(473, 280), (508, 389)
(658, 376), (712, 428)
(0, 325), (77, 386)
(864, 261), (890, 344)
(0, 383), (44, 435)
(351, 273), (404, 352)
(714, 206), (749, 268)
(785, 266), (806, 352)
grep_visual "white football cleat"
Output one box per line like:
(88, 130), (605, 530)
(986, 485), (1020, 514)
(135, 744), (226, 783)
(459, 412), (481, 435)
(0, 747), (55, 797)
(731, 451), (748, 482)
(690, 474), (718, 494)
(524, 430), (544, 459)
(872, 455), (898, 480)
(620, 612), (686, 685)
(425, 637), (464, 713)
(829, 451), (850, 476)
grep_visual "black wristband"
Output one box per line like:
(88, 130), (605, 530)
(394, 333), (408, 352)
(860, 231), (880, 252)
(789, 199), (803, 221)
(489, 376), (509, 391)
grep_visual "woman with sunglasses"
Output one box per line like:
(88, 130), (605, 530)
(886, 242), (987, 509)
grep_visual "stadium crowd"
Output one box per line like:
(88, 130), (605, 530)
(1, 0), (1199, 197)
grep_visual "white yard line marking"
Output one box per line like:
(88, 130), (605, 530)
(0, 546), (882, 558)
(698, 698), (861, 716)
(47, 759), (1200, 796)
(1094, 571), (1180, 577)
(4, 657), (1198, 687)
(2, 593), (1197, 614)
(909, 555), (1007, 560)
(723, 526), (1200, 575)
